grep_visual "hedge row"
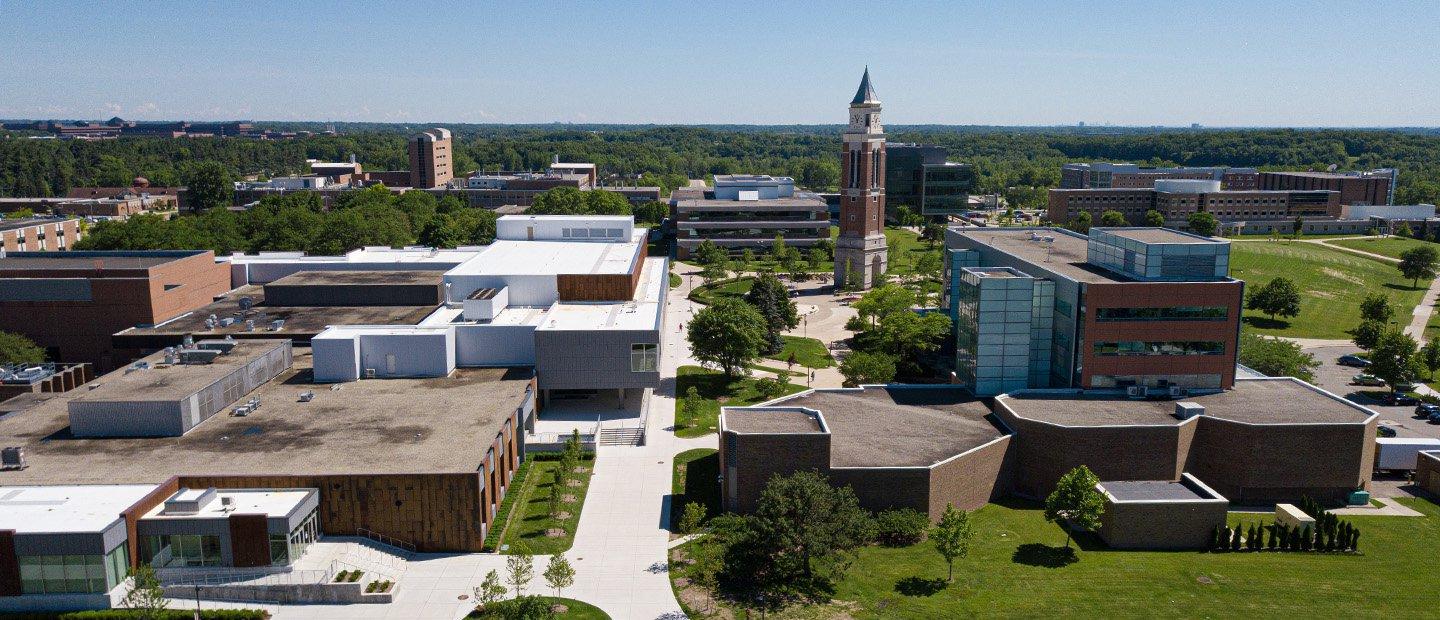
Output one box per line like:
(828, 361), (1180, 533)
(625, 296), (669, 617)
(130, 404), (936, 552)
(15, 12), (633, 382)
(1, 610), (268, 620)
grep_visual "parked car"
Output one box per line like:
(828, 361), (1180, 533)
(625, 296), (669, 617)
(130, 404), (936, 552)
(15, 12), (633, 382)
(1388, 393), (1419, 406)
(1337, 354), (1370, 367)
(1352, 373), (1386, 386)
(1378, 425), (1398, 437)
(1416, 403), (1440, 418)
(1429, 411), (1440, 424)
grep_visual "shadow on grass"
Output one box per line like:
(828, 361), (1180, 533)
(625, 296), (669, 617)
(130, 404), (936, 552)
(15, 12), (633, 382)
(894, 576), (948, 597)
(1242, 316), (1292, 330)
(1012, 543), (1078, 568)
(1384, 282), (1426, 292)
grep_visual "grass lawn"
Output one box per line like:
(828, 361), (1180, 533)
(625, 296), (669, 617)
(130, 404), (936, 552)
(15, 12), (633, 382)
(1230, 240), (1427, 339)
(670, 448), (720, 530)
(673, 496), (1440, 618)
(689, 277), (755, 306)
(674, 365), (807, 438)
(468, 596), (610, 619)
(494, 456), (594, 555)
(883, 227), (941, 277)
(1328, 236), (1439, 260)
(669, 272), (682, 288)
(766, 335), (833, 368)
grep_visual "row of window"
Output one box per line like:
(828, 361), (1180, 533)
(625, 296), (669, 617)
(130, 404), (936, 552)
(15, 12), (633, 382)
(19, 547), (129, 595)
(561, 228), (625, 239)
(1092, 341), (1226, 356)
(1095, 306), (1229, 322)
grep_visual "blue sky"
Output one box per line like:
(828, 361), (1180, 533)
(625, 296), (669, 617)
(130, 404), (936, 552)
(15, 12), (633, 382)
(2, 0), (1438, 126)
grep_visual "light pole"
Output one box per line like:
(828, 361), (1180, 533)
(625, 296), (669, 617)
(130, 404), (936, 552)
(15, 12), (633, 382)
(193, 584), (202, 620)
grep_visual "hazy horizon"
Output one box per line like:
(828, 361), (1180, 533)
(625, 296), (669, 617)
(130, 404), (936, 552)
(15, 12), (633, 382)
(4, 0), (1439, 127)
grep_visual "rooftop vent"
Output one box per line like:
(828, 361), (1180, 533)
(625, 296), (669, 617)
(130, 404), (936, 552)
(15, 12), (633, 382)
(179, 349), (222, 365)
(162, 487), (218, 515)
(1174, 402), (1205, 420)
(1, 447), (26, 470)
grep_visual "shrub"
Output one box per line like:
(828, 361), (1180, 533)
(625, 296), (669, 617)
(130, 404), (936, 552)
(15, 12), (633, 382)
(873, 508), (931, 546)
(1301, 525), (1313, 551)
(1230, 526), (1242, 551)
(1267, 524), (1278, 550)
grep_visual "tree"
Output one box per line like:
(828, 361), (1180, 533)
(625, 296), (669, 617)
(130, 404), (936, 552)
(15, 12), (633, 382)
(740, 248), (757, 271)
(1044, 465), (1104, 550)
(921, 223), (946, 247)
(505, 546), (535, 598)
(1246, 277), (1302, 321)
(547, 470), (564, 517)
(1421, 336), (1440, 380)
(752, 470), (873, 581)
(121, 565), (168, 619)
(417, 213), (467, 249)
(1238, 332), (1319, 382)
(744, 273), (799, 353)
(853, 283), (917, 328)
(543, 553), (576, 597)
(0, 331), (46, 365)
(1353, 319), (1386, 350)
(475, 569), (506, 611)
(1369, 328), (1421, 394)
(678, 501), (707, 535)
(753, 376), (788, 402)
(874, 311), (952, 368)
(1099, 210), (1127, 227)
(1291, 217), (1305, 239)
(1360, 293), (1395, 324)
(1066, 211), (1092, 234)
(633, 201), (668, 226)
(180, 160), (234, 212)
(1143, 210), (1166, 227)
(839, 351), (897, 387)
(769, 234), (789, 263)
(681, 386), (704, 429)
(807, 247), (828, 272)
(1398, 245), (1439, 288)
(687, 299), (768, 377)
(1187, 211), (1219, 237)
(931, 503), (973, 582)
(693, 239), (727, 266)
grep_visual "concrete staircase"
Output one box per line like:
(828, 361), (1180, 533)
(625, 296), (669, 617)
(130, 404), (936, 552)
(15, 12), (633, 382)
(598, 427), (644, 447)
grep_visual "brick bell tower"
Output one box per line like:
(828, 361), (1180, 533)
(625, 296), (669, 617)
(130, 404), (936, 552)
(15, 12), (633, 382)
(834, 67), (888, 290)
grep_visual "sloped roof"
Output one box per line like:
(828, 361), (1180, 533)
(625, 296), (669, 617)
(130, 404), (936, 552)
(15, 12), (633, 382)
(851, 67), (879, 105)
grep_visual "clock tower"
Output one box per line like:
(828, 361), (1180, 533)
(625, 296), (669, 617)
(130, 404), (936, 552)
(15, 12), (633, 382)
(834, 67), (888, 290)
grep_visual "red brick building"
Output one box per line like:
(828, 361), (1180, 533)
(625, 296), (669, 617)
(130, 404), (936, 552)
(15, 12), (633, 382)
(0, 218), (80, 252)
(0, 250), (230, 371)
(1259, 170), (1395, 206)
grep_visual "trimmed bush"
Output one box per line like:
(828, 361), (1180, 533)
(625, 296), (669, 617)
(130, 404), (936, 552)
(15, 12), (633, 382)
(1230, 526), (1242, 551)
(873, 508), (930, 547)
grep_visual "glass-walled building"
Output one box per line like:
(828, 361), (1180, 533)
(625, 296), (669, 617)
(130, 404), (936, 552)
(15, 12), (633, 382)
(137, 488), (320, 570)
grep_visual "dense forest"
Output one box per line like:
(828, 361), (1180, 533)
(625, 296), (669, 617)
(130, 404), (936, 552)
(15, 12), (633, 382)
(3, 126), (1439, 206)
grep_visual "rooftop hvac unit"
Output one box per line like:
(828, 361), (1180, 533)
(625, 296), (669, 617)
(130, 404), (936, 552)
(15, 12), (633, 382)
(1125, 386), (1146, 398)
(220, 497), (234, 512)
(363, 368), (376, 379)
(1174, 402), (1205, 420)
(243, 320), (255, 332)
(1, 447), (26, 470)
(247, 397), (261, 410)
(1169, 386), (1188, 399)
(162, 347), (178, 365)
(179, 349), (222, 365)
(298, 391), (315, 402)
(269, 319), (285, 331)
(197, 339), (237, 354)
(219, 317), (236, 327)
(238, 296), (254, 310)
(231, 405), (250, 417)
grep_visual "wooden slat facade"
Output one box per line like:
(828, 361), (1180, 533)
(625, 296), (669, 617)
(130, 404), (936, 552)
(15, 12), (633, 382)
(555, 242), (645, 302)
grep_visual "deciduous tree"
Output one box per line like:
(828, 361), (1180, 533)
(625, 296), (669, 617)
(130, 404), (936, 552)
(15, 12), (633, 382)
(838, 351), (897, 387)
(932, 503), (973, 582)
(687, 299), (768, 377)
(1044, 465), (1103, 550)
(1246, 277), (1302, 321)
(1369, 328), (1421, 394)
(1238, 332), (1319, 381)
(1399, 245), (1439, 288)
(1144, 210), (1166, 227)
(543, 553), (575, 597)
(1360, 293), (1395, 324)
(1099, 210), (1127, 227)
(0, 331), (46, 365)
(1187, 211), (1219, 237)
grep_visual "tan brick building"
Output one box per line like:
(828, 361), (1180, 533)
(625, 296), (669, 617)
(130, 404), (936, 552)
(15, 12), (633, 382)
(408, 128), (453, 189)
(0, 250), (231, 372)
(0, 218), (80, 252)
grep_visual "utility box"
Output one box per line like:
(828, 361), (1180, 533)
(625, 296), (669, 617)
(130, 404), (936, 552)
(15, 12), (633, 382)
(1275, 503), (1315, 529)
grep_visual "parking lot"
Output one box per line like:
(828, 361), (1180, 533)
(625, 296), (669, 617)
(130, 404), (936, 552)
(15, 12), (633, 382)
(1304, 344), (1440, 439)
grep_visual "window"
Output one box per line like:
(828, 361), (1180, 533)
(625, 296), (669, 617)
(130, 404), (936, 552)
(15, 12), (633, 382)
(142, 534), (222, 568)
(19, 554), (110, 594)
(630, 343), (658, 372)
(1092, 341), (1226, 356)
(1095, 306), (1228, 322)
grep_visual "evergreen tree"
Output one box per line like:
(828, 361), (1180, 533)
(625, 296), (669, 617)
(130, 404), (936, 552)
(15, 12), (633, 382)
(1267, 524), (1278, 550)
(1230, 526), (1242, 551)
(1301, 525), (1313, 551)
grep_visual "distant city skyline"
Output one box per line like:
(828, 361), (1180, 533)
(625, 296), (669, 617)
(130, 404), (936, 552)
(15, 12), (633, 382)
(3, 0), (1438, 127)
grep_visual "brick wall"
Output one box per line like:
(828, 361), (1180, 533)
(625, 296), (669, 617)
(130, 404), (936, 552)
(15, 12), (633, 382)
(1186, 417), (1375, 504)
(1417, 451), (1440, 497)
(1098, 496), (1227, 549)
(722, 431), (830, 514)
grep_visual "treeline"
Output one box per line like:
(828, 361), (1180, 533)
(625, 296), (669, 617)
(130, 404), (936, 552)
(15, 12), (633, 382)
(5, 127), (1440, 205)
(73, 186), (497, 255)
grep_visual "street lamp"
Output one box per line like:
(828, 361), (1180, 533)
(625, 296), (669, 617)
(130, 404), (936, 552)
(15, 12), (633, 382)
(193, 584), (202, 620)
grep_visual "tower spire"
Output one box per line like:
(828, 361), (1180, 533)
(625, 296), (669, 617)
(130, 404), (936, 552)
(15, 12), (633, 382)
(851, 66), (879, 105)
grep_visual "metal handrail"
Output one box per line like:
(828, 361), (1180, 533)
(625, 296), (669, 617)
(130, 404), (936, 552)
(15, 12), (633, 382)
(356, 527), (417, 554)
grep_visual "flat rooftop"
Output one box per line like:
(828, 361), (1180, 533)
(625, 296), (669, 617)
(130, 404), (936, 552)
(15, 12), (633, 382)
(116, 284), (439, 339)
(0, 349), (533, 484)
(723, 408), (824, 434)
(952, 228), (1122, 284)
(0, 218), (72, 233)
(0, 250), (206, 272)
(538, 257), (666, 331)
(224, 246), (484, 266)
(1100, 480), (1214, 502)
(0, 484), (155, 534)
(1096, 227), (1222, 245)
(70, 340), (288, 403)
(448, 236), (641, 277)
(759, 387), (1006, 468)
(998, 378), (1375, 427)
(144, 488), (314, 520)
(267, 270), (442, 286)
